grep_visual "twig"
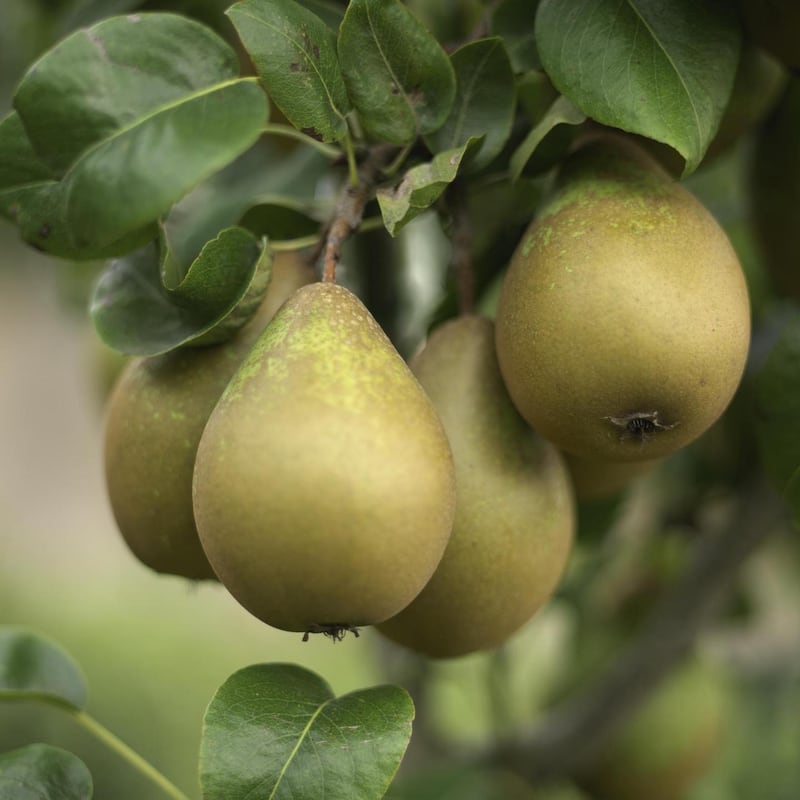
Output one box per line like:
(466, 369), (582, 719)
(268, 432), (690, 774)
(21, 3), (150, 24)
(319, 145), (396, 283)
(479, 481), (782, 782)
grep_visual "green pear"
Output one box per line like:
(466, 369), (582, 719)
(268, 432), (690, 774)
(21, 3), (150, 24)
(583, 658), (731, 800)
(495, 135), (751, 463)
(192, 282), (456, 636)
(378, 316), (574, 658)
(103, 251), (315, 580)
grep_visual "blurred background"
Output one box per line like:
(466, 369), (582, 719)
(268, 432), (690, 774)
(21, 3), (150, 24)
(2, 2), (800, 800)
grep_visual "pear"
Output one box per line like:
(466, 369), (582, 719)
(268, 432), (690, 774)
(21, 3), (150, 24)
(192, 282), (456, 635)
(583, 658), (731, 800)
(565, 453), (661, 500)
(378, 316), (574, 658)
(495, 135), (750, 463)
(103, 251), (315, 580)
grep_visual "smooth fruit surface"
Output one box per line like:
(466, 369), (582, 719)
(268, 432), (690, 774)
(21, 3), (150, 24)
(584, 658), (731, 800)
(193, 282), (456, 634)
(378, 316), (574, 658)
(103, 251), (315, 579)
(495, 136), (751, 462)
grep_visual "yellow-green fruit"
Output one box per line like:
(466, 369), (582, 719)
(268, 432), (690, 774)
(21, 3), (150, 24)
(584, 659), (731, 800)
(378, 316), (574, 658)
(565, 453), (661, 500)
(192, 282), (456, 634)
(495, 136), (750, 463)
(103, 252), (315, 580)
(740, 0), (800, 70)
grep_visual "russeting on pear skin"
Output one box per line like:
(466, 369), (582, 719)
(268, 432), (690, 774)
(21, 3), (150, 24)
(192, 282), (457, 636)
(495, 135), (751, 463)
(378, 315), (575, 658)
(103, 252), (315, 580)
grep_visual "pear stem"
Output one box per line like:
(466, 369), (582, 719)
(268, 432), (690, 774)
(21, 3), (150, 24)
(320, 146), (396, 283)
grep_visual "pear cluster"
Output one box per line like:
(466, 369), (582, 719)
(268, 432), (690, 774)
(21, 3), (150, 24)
(103, 134), (750, 657)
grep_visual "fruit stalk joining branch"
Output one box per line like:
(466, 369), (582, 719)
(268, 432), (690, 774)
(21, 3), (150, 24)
(321, 145), (397, 283)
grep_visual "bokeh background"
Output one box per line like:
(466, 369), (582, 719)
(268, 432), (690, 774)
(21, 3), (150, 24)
(2, 2), (800, 800)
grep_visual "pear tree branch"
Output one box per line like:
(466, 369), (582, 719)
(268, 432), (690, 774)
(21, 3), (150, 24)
(319, 145), (397, 283)
(479, 481), (782, 783)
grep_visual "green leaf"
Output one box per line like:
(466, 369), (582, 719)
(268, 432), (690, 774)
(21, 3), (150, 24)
(535, 0), (741, 174)
(377, 140), (481, 236)
(424, 38), (515, 173)
(338, 0), (456, 144)
(200, 663), (414, 800)
(239, 197), (322, 240)
(0, 627), (87, 710)
(755, 316), (800, 518)
(228, 0), (351, 142)
(0, 745), (92, 800)
(510, 94), (586, 181)
(91, 228), (271, 355)
(0, 112), (54, 195)
(491, 0), (541, 73)
(8, 14), (269, 259)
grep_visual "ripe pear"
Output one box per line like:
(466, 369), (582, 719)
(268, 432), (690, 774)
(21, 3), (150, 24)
(103, 251), (315, 580)
(192, 282), (456, 635)
(583, 658), (731, 800)
(378, 316), (574, 658)
(495, 135), (750, 463)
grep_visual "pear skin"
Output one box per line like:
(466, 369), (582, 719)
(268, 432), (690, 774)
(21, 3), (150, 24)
(192, 282), (456, 635)
(378, 316), (575, 658)
(495, 135), (751, 463)
(103, 251), (315, 579)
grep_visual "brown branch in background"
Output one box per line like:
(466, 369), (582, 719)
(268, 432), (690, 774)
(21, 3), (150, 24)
(320, 146), (396, 284)
(478, 481), (782, 783)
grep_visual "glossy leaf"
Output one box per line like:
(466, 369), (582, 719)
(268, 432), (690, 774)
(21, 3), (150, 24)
(239, 197), (322, 239)
(492, 0), (541, 73)
(535, 0), (740, 174)
(377, 139), (482, 236)
(200, 663), (414, 800)
(91, 228), (271, 355)
(8, 14), (268, 259)
(14, 13), (242, 174)
(425, 38), (515, 172)
(0, 745), (92, 800)
(755, 316), (800, 522)
(338, 0), (456, 144)
(228, 0), (351, 142)
(0, 627), (86, 710)
(510, 94), (586, 181)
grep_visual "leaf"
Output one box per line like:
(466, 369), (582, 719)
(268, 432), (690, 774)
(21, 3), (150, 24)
(200, 663), (414, 800)
(228, 0), (351, 142)
(239, 197), (322, 240)
(0, 745), (92, 800)
(755, 315), (800, 519)
(8, 14), (269, 259)
(510, 94), (586, 181)
(491, 0), (541, 73)
(377, 140), (481, 236)
(91, 228), (271, 355)
(0, 627), (87, 710)
(424, 38), (515, 173)
(535, 0), (741, 174)
(338, 0), (456, 144)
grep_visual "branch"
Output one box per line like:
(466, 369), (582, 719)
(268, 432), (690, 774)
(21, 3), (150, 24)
(319, 145), (396, 283)
(480, 481), (782, 782)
